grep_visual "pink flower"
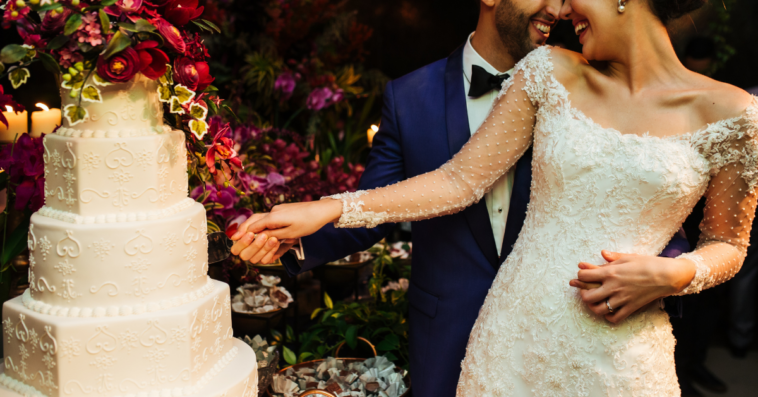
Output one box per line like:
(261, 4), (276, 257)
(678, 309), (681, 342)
(306, 87), (333, 111)
(135, 40), (169, 80)
(190, 183), (239, 219)
(224, 209), (253, 238)
(73, 12), (105, 47)
(205, 119), (242, 175)
(57, 42), (84, 69)
(274, 71), (297, 100)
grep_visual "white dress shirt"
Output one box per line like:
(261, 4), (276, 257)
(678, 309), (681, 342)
(462, 32), (515, 255)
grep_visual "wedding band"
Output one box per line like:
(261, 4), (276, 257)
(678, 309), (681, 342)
(606, 299), (614, 313)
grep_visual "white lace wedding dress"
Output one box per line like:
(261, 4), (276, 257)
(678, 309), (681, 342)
(327, 46), (758, 396)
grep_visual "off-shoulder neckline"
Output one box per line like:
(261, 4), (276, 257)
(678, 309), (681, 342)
(529, 47), (758, 142)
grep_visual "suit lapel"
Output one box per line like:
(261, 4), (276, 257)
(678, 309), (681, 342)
(445, 45), (500, 270)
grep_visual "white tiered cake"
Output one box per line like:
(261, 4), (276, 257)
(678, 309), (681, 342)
(0, 75), (258, 396)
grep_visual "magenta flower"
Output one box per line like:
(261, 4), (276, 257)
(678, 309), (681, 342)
(57, 42), (84, 69)
(306, 87), (333, 110)
(274, 71), (297, 100)
(190, 183), (239, 219)
(0, 134), (46, 212)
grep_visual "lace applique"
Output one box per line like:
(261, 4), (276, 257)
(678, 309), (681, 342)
(322, 191), (388, 229)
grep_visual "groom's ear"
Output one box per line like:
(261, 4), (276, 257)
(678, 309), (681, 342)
(481, 0), (497, 7)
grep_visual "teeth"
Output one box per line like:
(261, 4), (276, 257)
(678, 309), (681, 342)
(534, 22), (551, 34)
(574, 22), (589, 35)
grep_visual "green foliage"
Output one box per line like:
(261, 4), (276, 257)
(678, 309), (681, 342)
(284, 242), (411, 369)
(704, 0), (738, 77)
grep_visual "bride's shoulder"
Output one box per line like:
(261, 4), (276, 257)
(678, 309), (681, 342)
(689, 74), (756, 124)
(517, 46), (588, 83)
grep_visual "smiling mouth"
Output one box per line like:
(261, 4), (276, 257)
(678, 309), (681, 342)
(574, 21), (589, 35)
(532, 20), (552, 35)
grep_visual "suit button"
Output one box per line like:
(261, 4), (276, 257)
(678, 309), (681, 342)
(498, 207), (503, 213)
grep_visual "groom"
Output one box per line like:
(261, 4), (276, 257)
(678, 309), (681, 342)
(233, 0), (688, 396)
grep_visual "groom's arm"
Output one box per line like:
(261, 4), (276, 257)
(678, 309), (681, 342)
(279, 82), (405, 276)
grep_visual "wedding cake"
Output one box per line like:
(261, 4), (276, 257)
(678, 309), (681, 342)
(0, 74), (258, 396)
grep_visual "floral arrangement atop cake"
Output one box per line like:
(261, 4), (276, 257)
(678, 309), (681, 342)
(0, 0), (226, 140)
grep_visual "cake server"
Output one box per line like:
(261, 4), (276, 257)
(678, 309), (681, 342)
(206, 232), (305, 264)
(207, 232), (234, 264)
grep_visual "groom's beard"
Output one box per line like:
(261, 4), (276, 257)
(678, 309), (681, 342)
(495, 0), (539, 63)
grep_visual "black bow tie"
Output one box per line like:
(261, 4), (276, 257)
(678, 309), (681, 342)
(468, 65), (510, 98)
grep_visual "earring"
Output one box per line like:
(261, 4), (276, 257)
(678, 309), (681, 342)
(617, 0), (626, 13)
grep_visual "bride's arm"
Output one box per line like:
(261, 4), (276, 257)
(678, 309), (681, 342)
(675, 120), (758, 295)
(243, 49), (557, 241)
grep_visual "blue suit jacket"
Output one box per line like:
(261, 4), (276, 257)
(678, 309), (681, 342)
(282, 45), (688, 397)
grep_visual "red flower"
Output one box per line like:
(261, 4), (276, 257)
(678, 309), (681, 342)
(0, 134), (45, 212)
(173, 57), (200, 91)
(205, 119), (242, 175)
(194, 61), (214, 92)
(153, 18), (186, 54)
(135, 41), (169, 80)
(96, 47), (142, 83)
(164, 0), (204, 27)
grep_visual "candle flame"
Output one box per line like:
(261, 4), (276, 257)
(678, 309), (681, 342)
(36, 103), (50, 111)
(5, 106), (12, 112)
(367, 124), (380, 146)
(371, 124), (379, 132)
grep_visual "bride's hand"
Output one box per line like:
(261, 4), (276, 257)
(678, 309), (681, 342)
(568, 250), (696, 324)
(242, 199), (344, 241)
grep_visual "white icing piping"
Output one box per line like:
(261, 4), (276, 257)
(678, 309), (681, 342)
(21, 278), (215, 318)
(55, 125), (172, 138)
(0, 345), (240, 397)
(0, 373), (47, 397)
(39, 198), (196, 224)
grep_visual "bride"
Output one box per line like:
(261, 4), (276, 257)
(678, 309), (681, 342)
(233, 0), (757, 395)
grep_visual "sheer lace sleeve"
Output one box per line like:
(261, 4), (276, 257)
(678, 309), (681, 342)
(676, 97), (758, 295)
(324, 47), (556, 228)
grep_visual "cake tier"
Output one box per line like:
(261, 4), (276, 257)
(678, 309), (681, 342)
(0, 281), (257, 397)
(61, 73), (164, 134)
(42, 130), (189, 218)
(28, 203), (209, 312)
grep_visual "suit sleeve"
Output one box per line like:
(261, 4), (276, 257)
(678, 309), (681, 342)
(280, 81), (404, 275)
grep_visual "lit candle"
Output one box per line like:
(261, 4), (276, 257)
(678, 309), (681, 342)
(31, 103), (61, 138)
(367, 124), (379, 146)
(0, 106), (28, 143)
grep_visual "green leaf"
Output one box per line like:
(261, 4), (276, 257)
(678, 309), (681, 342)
(169, 97), (185, 114)
(36, 3), (64, 12)
(81, 85), (103, 103)
(282, 346), (296, 366)
(63, 104), (88, 126)
(345, 325), (357, 350)
(0, 62), (4, 75)
(221, 104), (242, 123)
(174, 85), (195, 104)
(189, 103), (208, 120)
(99, 9), (111, 35)
(1, 218), (30, 267)
(286, 325), (295, 342)
(101, 0), (118, 5)
(63, 14), (83, 36)
(102, 30), (132, 60)
(310, 308), (322, 320)
(93, 73), (112, 87)
(270, 328), (283, 343)
(199, 19), (221, 34)
(324, 292), (333, 309)
(116, 22), (138, 32)
(191, 19), (213, 33)
(298, 352), (313, 363)
(135, 19), (157, 32)
(204, 98), (218, 116)
(157, 85), (172, 103)
(46, 35), (70, 51)
(38, 52), (60, 75)
(0, 45), (28, 64)
(8, 67), (30, 89)
(188, 119), (208, 140)
(203, 85), (219, 93)
(376, 333), (399, 352)
(205, 219), (221, 233)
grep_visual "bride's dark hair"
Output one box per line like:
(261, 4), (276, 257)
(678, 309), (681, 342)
(649, 0), (707, 24)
